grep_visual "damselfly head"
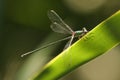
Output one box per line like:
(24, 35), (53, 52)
(82, 27), (88, 33)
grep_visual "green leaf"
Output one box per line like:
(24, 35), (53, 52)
(32, 10), (120, 80)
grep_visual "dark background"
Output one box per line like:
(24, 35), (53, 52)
(0, 0), (120, 80)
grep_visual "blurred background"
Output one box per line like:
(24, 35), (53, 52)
(0, 0), (120, 80)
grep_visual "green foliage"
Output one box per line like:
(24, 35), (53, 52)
(30, 11), (120, 80)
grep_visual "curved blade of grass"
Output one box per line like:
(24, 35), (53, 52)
(32, 10), (120, 80)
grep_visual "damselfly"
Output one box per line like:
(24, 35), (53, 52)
(21, 10), (88, 57)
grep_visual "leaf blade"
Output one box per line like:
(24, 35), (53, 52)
(32, 10), (120, 80)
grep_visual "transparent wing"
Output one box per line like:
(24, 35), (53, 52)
(48, 10), (73, 34)
(48, 10), (63, 23)
(50, 22), (72, 34)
